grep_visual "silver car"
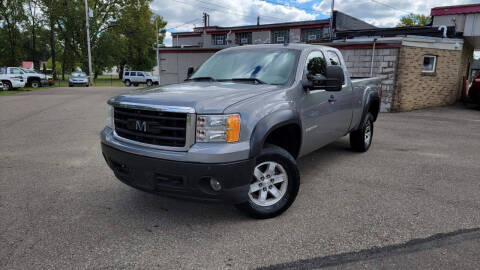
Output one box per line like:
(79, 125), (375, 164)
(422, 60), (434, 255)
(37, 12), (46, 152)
(69, 72), (89, 87)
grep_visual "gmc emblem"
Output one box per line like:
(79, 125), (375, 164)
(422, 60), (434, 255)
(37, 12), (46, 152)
(135, 120), (147, 132)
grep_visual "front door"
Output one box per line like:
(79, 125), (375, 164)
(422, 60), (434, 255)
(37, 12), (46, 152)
(299, 50), (341, 152)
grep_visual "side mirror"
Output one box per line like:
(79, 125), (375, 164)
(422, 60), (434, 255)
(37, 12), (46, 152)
(304, 65), (344, 92)
(187, 67), (194, 78)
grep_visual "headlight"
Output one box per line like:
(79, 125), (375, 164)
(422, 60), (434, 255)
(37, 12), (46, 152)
(196, 114), (240, 143)
(106, 105), (114, 128)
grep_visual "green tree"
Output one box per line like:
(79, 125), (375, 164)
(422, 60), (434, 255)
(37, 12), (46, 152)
(0, 0), (27, 66)
(397, 13), (430, 27)
(115, 0), (166, 77)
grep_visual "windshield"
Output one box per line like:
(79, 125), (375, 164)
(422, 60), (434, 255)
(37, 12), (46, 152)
(190, 48), (299, 85)
(145, 72), (151, 76)
(71, 72), (87, 77)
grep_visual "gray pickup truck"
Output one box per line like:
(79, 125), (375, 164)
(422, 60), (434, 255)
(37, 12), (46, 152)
(101, 44), (381, 219)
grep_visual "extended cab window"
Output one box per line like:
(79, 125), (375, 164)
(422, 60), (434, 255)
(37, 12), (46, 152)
(124, 72), (130, 76)
(130, 72), (136, 76)
(304, 51), (327, 78)
(327, 51), (342, 66)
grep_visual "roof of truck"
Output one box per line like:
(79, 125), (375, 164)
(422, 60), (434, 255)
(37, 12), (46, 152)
(221, 43), (330, 52)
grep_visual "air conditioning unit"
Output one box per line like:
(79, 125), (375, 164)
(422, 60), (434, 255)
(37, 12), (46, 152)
(216, 39), (224, 45)
(276, 36), (285, 42)
(241, 38), (248, 44)
(308, 34), (317, 41)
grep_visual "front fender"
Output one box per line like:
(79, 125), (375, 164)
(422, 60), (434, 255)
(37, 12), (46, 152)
(249, 109), (301, 158)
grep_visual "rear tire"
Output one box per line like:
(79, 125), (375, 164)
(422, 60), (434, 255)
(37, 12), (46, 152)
(124, 80), (131, 87)
(236, 144), (300, 219)
(133, 82), (139, 87)
(350, 113), (374, 152)
(3, 81), (12, 90)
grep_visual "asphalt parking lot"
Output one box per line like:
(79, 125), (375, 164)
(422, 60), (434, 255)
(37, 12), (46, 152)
(1, 87), (479, 269)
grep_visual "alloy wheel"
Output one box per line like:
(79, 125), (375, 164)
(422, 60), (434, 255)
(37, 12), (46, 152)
(248, 161), (288, 207)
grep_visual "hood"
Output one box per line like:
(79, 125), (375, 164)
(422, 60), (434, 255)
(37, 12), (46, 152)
(111, 81), (280, 113)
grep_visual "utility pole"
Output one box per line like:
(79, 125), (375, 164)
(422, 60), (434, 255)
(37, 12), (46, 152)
(155, 18), (161, 85)
(202, 12), (208, 46)
(329, 0), (334, 41)
(84, 0), (93, 85)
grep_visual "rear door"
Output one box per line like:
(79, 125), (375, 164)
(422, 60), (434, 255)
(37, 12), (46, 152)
(299, 50), (340, 151)
(136, 72), (146, 83)
(325, 50), (354, 137)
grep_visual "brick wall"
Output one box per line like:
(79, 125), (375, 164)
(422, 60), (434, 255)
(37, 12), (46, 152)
(340, 48), (399, 112)
(393, 46), (463, 111)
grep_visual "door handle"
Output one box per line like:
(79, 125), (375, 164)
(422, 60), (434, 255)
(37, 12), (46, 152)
(328, 95), (336, 103)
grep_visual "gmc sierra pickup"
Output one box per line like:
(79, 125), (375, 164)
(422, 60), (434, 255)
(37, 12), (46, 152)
(101, 44), (381, 219)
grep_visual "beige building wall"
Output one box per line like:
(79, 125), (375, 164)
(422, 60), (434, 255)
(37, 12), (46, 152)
(158, 51), (215, 85)
(393, 45), (464, 111)
(173, 36), (203, 47)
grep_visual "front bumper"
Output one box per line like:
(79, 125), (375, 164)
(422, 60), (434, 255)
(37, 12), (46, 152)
(69, 80), (88, 86)
(101, 143), (254, 203)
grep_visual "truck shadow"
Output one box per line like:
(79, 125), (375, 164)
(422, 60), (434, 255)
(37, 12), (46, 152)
(297, 138), (354, 177)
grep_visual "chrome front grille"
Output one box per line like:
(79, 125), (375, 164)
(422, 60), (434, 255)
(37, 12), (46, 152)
(112, 105), (195, 151)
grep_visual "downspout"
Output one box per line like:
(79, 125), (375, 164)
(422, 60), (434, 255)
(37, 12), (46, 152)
(370, 38), (377, 77)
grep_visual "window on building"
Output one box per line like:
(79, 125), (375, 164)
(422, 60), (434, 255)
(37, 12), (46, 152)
(423, 55), (437, 72)
(301, 28), (325, 42)
(235, 32), (252, 45)
(212, 34), (227, 45)
(326, 51), (342, 66)
(271, 29), (289, 44)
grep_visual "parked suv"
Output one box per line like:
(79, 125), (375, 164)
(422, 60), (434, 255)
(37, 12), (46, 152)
(101, 44), (381, 218)
(122, 71), (159, 87)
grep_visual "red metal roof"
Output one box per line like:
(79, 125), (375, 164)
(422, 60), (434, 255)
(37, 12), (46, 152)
(431, 4), (480, 16)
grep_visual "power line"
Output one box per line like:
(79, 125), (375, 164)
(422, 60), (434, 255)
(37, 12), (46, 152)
(167, 18), (203, 31)
(368, 0), (413, 14)
(196, 0), (285, 21)
(259, 0), (321, 15)
(170, 0), (285, 23)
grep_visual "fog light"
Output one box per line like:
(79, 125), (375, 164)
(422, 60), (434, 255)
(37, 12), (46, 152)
(210, 178), (222, 191)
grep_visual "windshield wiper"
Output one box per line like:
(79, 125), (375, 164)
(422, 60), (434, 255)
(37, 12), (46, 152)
(186, 76), (216, 82)
(227, 78), (266, 84)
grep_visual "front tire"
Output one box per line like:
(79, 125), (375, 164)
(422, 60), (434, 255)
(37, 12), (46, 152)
(350, 113), (374, 152)
(146, 80), (153, 87)
(30, 80), (40, 88)
(236, 145), (300, 219)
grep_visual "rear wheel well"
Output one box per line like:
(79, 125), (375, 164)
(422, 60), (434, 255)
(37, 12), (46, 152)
(369, 97), (380, 121)
(264, 124), (301, 159)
